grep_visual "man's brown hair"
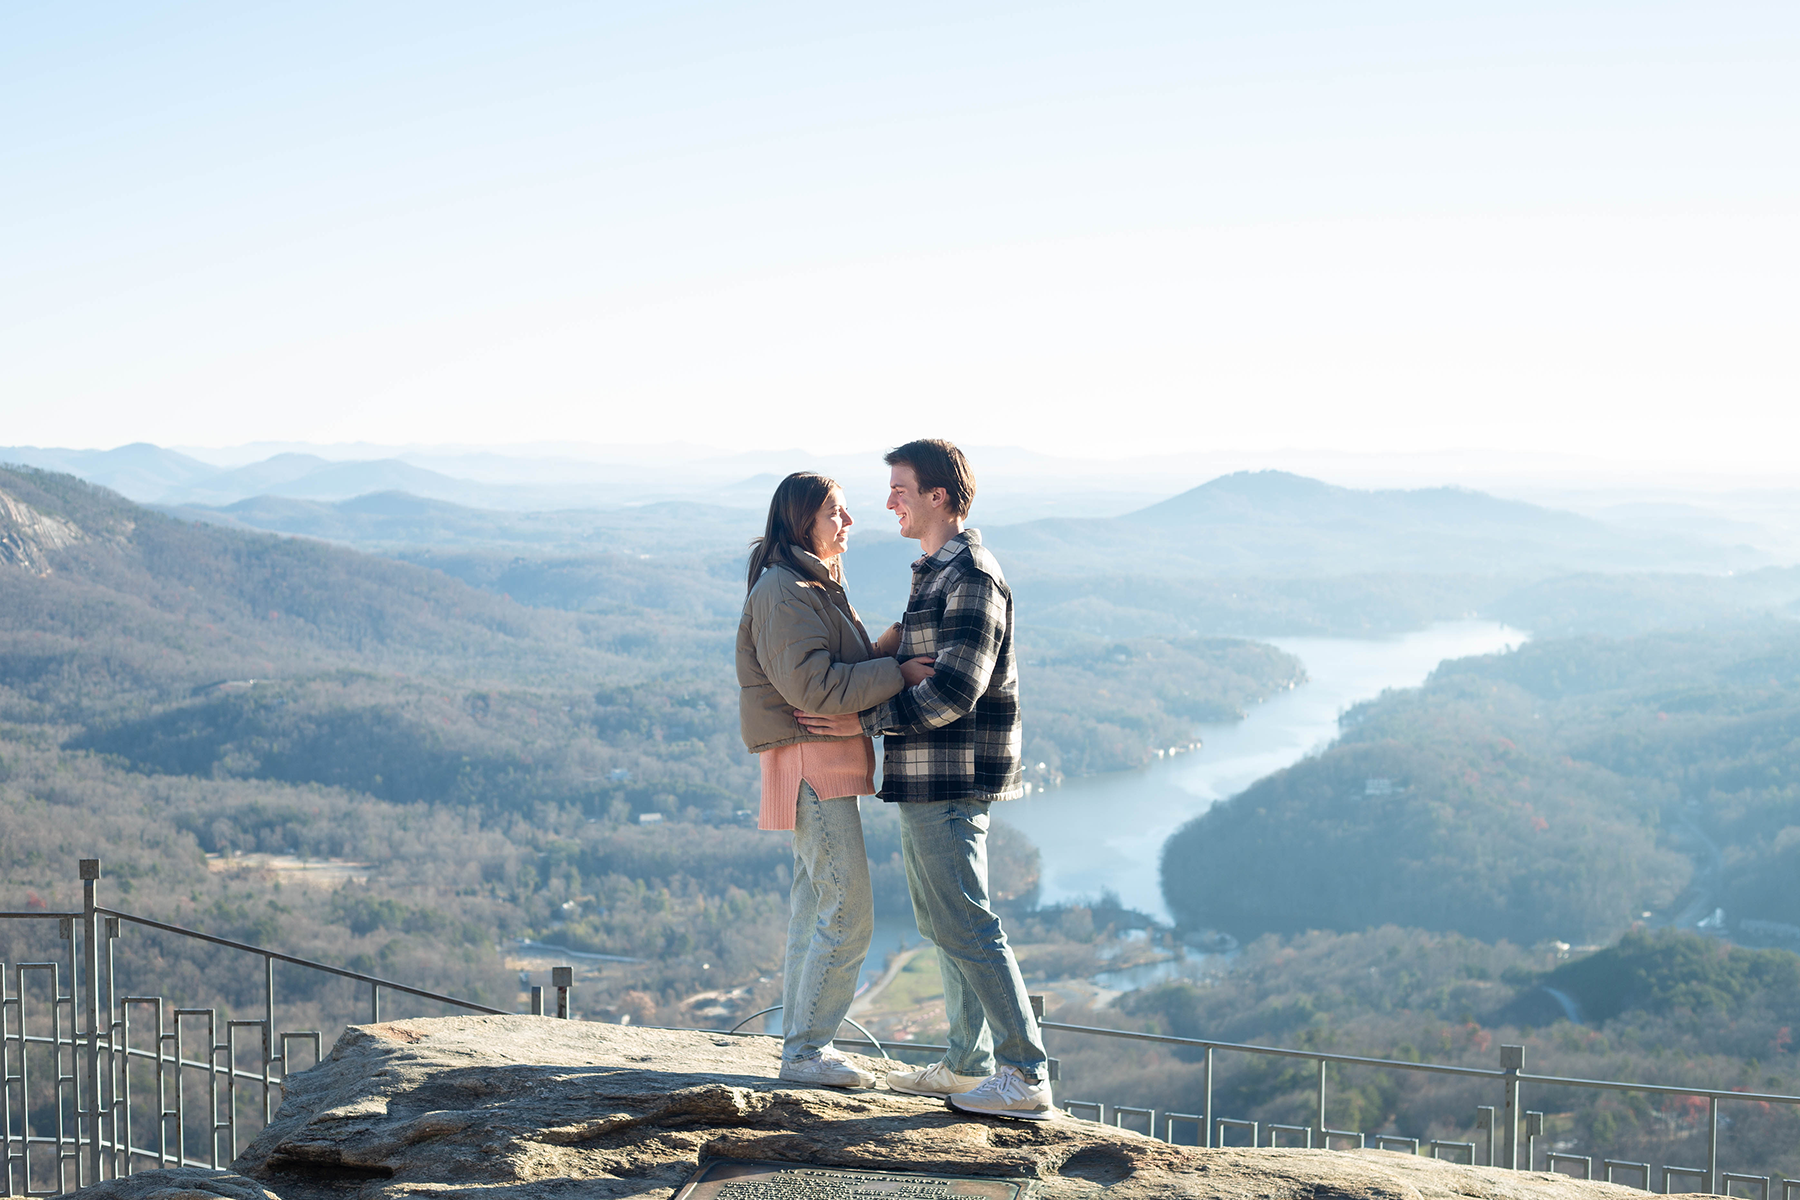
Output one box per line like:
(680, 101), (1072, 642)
(885, 439), (976, 519)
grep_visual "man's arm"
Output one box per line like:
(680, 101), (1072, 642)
(860, 571), (1007, 736)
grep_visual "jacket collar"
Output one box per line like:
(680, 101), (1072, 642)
(787, 546), (842, 588)
(913, 528), (977, 574)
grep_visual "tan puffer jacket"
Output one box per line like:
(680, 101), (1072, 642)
(737, 549), (905, 753)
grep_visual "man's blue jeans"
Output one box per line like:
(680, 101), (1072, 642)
(782, 782), (874, 1062)
(898, 798), (1048, 1080)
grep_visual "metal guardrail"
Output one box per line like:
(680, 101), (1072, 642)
(10, 860), (1800, 1195)
(1038, 1014), (1800, 1191)
(1, 860), (554, 1198)
(725, 1006), (888, 1056)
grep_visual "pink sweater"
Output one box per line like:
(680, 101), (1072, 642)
(759, 737), (877, 830)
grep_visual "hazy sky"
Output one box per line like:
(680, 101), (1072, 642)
(4, 2), (1796, 467)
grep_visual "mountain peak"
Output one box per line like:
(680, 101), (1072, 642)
(1131, 470), (1353, 523)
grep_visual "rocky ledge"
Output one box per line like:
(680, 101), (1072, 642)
(64, 1017), (1713, 1200)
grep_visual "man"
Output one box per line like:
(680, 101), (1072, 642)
(797, 438), (1052, 1120)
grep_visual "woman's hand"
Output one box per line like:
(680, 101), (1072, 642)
(899, 655), (936, 687)
(873, 622), (902, 657)
(795, 710), (862, 737)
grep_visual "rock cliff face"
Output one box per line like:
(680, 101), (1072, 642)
(65, 1017), (1710, 1200)
(0, 486), (84, 574)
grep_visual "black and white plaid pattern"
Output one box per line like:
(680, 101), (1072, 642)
(862, 529), (1024, 803)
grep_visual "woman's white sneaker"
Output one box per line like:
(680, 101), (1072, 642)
(946, 1065), (1055, 1120)
(779, 1047), (876, 1088)
(885, 1061), (986, 1097)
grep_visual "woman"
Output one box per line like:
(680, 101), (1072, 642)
(736, 471), (934, 1087)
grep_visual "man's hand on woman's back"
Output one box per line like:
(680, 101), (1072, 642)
(794, 710), (861, 736)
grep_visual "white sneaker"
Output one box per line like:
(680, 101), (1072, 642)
(946, 1065), (1055, 1121)
(885, 1060), (986, 1097)
(778, 1047), (876, 1089)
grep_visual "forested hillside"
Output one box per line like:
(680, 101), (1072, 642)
(1051, 926), (1800, 1177)
(0, 465), (1296, 1031)
(1162, 622), (1800, 944)
(0, 464), (763, 1029)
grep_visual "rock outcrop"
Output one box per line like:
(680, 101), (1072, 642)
(0, 486), (84, 574)
(54, 1168), (279, 1200)
(64, 1017), (1715, 1200)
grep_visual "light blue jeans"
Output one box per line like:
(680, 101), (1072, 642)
(782, 781), (874, 1062)
(898, 799), (1048, 1080)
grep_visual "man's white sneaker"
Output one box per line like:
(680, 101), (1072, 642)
(779, 1047), (875, 1089)
(946, 1065), (1055, 1121)
(885, 1060), (986, 1097)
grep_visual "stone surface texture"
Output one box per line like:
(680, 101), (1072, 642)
(60, 1017), (1723, 1200)
(52, 1167), (279, 1200)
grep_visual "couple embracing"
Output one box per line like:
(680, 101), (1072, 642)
(735, 438), (1052, 1120)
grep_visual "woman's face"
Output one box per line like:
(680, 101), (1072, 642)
(811, 488), (854, 560)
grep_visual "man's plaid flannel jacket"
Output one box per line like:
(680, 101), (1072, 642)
(861, 528), (1024, 802)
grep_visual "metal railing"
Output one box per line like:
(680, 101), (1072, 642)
(1039, 1012), (1800, 1192)
(1, 860), (561, 1198)
(9, 859), (1800, 1196)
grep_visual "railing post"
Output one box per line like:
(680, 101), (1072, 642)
(1202, 1045), (1214, 1148)
(80, 859), (102, 1188)
(370, 983), (381, 1024)
(1477, 1105), (1495, 1168)
(1500, 1044), (1522, 1169)
(172, 1013), (187, 1168)
(104, 917), (120, 1181)
(1316, 1058), (1326, 1144)
(5, 966), (12, 1196)
(530, 986), (544, 1016)
(263, 955), (276, 1124)
(1707, 1095), (1718, 1195)
(553, 967), (572, 1019)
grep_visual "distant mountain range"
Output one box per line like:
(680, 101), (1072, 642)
(126, 462), (1758, 579)
(164, 490), (759, 556)
(3, 444), (1780, 643)
(0, 443), (761, 511)
(0, 442), (1180, 522)
(0, 442), (221, 500)
(9, 443), (1791, 565)
(1, 442), (1789, 674)
(982, 470), (1757, 577)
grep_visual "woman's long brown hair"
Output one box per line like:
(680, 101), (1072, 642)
(746, 471), (843, 592)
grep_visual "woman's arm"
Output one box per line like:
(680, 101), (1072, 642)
(798, 657), (933, 734)
(754, 596), (906, 716)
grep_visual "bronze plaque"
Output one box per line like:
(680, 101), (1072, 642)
(675, 1159), (1023, 1200)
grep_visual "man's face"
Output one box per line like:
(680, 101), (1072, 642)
(886, 463), (942, 541)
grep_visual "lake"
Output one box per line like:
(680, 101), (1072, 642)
(1002, 619), (1528, 921)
